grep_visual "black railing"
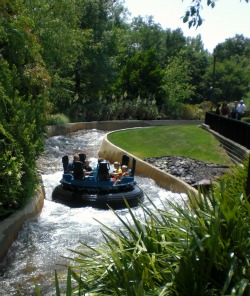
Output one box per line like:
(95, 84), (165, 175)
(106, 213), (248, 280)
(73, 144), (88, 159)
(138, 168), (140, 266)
(205, 112), (250, 149)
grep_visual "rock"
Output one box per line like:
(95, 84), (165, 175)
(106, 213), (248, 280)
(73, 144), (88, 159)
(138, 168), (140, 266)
(144, 156), (230, 188)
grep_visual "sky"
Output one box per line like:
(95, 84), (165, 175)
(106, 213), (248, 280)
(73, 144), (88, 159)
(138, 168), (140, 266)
(124, 0), (250, 53)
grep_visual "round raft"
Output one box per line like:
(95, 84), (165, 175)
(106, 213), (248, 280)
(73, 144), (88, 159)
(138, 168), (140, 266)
(52, 154), (144, 209)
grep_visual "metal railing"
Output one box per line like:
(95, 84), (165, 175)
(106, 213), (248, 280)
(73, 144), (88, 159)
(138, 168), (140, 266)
(205, 112), (250, 149)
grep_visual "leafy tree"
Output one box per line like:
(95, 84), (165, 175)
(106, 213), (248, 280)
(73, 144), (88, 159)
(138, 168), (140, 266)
(162, 55), (195, 118)
(162, 28), (187, 63)
(115, 47), (164, 103)
(205, 35), (250, 103)
(215, 34), (250, 62)
(23, 0), (81, 116)
(71, 0), (127, 120)
(205, 57), (250, 103)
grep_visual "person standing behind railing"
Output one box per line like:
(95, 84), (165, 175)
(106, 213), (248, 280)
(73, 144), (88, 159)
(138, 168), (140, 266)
(215, 103), (221, 115)
(230, 101), (238, 119)
(221, 101), (230, 117)
(236, 100), (246, 120)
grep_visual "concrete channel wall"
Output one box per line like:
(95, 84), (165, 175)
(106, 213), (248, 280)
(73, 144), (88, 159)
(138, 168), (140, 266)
(0, 185), (45, 262)
(0, 120), (201, 262)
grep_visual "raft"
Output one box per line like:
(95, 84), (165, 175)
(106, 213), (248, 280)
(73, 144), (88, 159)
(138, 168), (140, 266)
(52, 155), (144, 209)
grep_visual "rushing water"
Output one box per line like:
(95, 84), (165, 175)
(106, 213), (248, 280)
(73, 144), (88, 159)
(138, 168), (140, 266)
(0, 129), (186, 295)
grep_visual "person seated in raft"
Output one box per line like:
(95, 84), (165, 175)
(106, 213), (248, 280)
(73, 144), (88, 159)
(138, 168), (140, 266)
(68, 154), (80, 173)
(121, 165), (129, 177)
(93, 158), (105, 179)
(83, 160), (93, 175)
(114, 165), (129, 184)
(110, 161), (122, 179)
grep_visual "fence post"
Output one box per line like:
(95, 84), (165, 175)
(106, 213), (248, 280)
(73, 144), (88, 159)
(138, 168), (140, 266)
(246, 155), (250, 199)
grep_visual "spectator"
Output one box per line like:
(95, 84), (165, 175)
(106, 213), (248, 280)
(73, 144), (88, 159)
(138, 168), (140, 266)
(236, 100), (246, 120)
(215, 103), (221, 115)
(231, 101), (238, 119)
(221, 102), (230, 117)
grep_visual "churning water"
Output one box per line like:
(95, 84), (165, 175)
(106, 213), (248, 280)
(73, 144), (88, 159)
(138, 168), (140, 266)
(0, 129), (186, 295)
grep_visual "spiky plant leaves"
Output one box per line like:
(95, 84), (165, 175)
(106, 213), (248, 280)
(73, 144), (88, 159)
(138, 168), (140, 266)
(54, 269), (61, 295)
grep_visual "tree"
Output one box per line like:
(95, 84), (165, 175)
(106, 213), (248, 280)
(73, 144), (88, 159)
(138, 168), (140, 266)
(71, 0), (127, 119)
(162, 55), (195, 117)
(115, 47), (164, 103)
(23, 0), (81, 115)
(204, 35), (250, 103)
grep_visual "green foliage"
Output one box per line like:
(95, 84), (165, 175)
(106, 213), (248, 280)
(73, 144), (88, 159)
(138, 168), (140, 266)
(0, 0), (48, 219)
(0, 124), (24, 219)
(47, 114), (70, 126)
(162, 55), (195, 118)
(205, 35), (250, 104)
(241, 117), (250, 123)
(107, 96), (160, 120)
(47, 162), (250, 295)
(114, 47), (164, 103)
(178, 104), (205, 120)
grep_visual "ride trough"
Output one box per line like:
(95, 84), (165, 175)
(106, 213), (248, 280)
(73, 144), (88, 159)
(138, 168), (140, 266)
(52, 154), (144, 209)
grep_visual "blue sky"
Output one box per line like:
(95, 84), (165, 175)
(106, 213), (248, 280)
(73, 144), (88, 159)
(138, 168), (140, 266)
(124, 0), (250, 53)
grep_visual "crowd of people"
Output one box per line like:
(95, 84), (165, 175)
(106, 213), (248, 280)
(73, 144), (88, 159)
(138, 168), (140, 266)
(215, 100), (246, 120)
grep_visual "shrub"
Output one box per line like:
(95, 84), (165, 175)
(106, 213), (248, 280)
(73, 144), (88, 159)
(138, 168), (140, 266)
(241, 117), (250, 123)
(47, 113), (70, 125)
(0, 125), (25, 220)
(179, 104), (205, 120)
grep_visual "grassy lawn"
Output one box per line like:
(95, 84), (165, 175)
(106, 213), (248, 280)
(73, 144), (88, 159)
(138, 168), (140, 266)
(108, 125), (233, 165)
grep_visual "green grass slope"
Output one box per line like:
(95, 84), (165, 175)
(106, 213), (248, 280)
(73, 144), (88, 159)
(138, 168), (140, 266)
(108, 125), (232, 165)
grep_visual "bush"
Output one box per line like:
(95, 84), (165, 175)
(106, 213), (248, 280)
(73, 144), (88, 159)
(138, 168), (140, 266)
(241, 117), (250, 123)
(0, 125), (25, 220)
(179, 104), (205, 120)
(47, 113), (70, 125)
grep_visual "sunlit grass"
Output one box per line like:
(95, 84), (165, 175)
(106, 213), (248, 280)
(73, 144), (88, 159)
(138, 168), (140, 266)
(108, 125), (232, 165)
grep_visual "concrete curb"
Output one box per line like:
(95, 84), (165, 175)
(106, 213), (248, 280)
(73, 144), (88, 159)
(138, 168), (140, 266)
(47, 120), (202, 136)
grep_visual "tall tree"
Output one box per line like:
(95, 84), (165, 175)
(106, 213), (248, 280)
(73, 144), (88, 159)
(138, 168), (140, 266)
(23, 0), (81, 115)
(162, 55), (195, 117)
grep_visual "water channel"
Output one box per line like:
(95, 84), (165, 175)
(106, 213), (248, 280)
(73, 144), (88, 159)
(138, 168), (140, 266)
(0, 129), (186, 295)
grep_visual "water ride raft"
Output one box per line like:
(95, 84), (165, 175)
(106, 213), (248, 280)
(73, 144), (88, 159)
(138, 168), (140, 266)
(52, 155), (144, 209)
